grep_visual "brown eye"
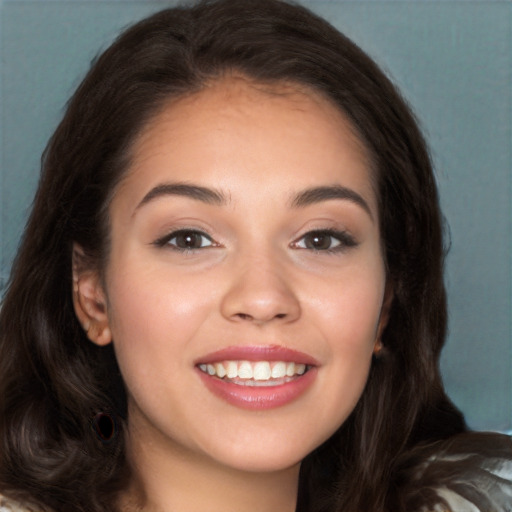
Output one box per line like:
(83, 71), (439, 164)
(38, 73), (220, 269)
(302, 232), (339, 250)
(166, 230), (213, 250)
(294, 230), (357, 252)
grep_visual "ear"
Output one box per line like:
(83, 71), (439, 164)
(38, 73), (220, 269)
(72, 244), (112, 346)
(374, 280), (394, 355)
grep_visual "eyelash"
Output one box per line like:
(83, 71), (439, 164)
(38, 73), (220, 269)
(153, 229), (215, 251)
(292, 229), (358, 253)
(154, 228), (357, 254)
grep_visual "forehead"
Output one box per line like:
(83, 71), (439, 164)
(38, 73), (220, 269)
(115, 76), (376, 214)
(132, 75), (369, 160)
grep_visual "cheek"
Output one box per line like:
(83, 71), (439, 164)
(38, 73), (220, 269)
(104, 264), (216, 387)
(107, 256), (214, 333)
(316, 283), (382, 417)
(307, 267), (386, 349)
(320, 286), (381, 373)
(304, 265), (385, 410)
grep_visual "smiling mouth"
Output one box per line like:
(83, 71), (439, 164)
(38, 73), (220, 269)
(197, 360), (311, 387)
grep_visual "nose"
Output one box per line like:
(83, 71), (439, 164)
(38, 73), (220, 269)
(220, 254), (301, 325)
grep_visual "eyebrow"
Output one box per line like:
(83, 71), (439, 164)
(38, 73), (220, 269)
(135, 182), (372, 220)
(136, 182), (227, 211)
(291, 185), (373, 220)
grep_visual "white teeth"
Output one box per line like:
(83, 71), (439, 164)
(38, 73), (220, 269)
(215, 363), (226, 378)
(198, 360), (310, 381)
(238, 361), (253, 379)
(226, 361), (238, 378)
(271, 361), (287, 379)
(253, 361), (271, 381)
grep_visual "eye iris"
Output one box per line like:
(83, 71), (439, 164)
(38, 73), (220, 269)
(306, 233), (332, 250)
(175, 232), (202, 249)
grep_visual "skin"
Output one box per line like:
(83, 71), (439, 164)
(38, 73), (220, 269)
(74, 77), (390, 512)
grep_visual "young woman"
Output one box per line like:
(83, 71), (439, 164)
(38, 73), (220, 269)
(1, 1), (510, 511)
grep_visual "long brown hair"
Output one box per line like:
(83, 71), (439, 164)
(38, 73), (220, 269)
(0, 1), (465, 511)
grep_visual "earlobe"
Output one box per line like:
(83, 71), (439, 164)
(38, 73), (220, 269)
(374, 280), (394, 353)
(72, 245), (112, 346)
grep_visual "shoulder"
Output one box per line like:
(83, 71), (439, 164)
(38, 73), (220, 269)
(398, 432), (512, 512)
(0, 494), (37, 512)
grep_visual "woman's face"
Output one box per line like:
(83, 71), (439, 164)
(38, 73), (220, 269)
(88, 78), (389, 473)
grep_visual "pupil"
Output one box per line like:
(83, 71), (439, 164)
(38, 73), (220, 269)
(178, 232), (200, 248)
(307, 234), (330, 250)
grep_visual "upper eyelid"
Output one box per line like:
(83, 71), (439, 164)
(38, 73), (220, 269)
(295, 231), (342, 243)
(294, 228), (355, 240)
(152, 226), (356, 247)
(154, 228), (215, 247)
(292, 228), (358, 248)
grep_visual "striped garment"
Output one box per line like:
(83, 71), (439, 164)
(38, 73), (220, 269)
(399, 432), (512, 511)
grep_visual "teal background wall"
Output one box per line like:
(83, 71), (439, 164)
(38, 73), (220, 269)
(1, 1), (511, 432)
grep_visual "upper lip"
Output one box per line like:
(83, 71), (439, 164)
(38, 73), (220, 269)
(195, 345), (319, 366)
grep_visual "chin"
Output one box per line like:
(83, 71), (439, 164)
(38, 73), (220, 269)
(215, 450), (304, 474)
(198, 429), (331, 475)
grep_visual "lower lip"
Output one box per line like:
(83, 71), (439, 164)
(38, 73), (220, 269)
(197, 367), (317, 410)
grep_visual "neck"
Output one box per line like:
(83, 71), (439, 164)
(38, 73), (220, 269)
(121, 423), (300, 512)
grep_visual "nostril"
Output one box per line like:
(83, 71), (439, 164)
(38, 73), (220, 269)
(234, 312), (287, 321)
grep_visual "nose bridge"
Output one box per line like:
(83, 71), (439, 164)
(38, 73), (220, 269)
(220, 243), (301, 324)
